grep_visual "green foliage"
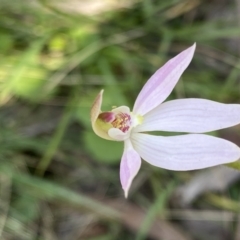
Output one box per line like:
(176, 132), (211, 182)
(135, 181), (175, 240)
(1, 0), (240, 239)
(83, 131), (123, 164)
(0, 38), (49, 102)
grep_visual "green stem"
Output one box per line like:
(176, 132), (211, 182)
(35, 90), (77, 176)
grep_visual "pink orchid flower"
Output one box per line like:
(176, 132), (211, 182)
(91, 43), (240, 197)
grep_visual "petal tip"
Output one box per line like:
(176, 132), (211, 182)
(186, 42), (196, 58)
(124, 188), (129, 198)
(90, 89), (104, 123)
(133, 43), (196, 116)
(121, 178), (131, 198)
(120, 140), (141, 198)
(192, 42), (196, 50)
(121, 176), (131, 198)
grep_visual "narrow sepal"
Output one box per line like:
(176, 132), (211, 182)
(133, 43), (196, 116)
(120, 139), (141, 197)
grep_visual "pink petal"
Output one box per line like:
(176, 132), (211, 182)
(120, 139), (141, 197)
(133, 43), (196, 116)
(134, 99), (240, 133)
(131, 133), (240, 171)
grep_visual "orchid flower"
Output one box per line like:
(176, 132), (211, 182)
(90, 43), (240, 197)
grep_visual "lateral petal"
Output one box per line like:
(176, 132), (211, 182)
(135, 99), (240, 133)
(131, 133), (240, 171)
(133, 43), (196, 116)
(120, 139), (141, 198)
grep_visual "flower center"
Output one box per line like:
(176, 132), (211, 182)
(112, 113), (131, 133)
(98, 111), (132, 133)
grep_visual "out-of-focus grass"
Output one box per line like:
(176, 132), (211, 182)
(135, 181), (175, 240)
(1, 0), (240, 239)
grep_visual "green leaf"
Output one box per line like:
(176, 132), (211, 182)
(10, 195), (39, 223)
(83, 131), (123, 164)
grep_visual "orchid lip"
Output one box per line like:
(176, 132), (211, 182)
(98, 110), (132, 133)
(98, 110), (142, 134)
(98, 112), (115, 123)
(111, 112), (132, 133)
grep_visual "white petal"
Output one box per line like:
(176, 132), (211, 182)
(120, 139), (141, 198)
(133, 43), (196, 116)
(108, 128), (130, 141)
(112, 106), (130, 114)
(134, 99), (240, 133)
(131, 133), (240, 171)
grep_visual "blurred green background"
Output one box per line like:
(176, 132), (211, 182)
(1, 0), (240, 239)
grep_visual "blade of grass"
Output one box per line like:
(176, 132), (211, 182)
(0, 173), (12, 238)
(45, 29), (145, 91)
(0, 37), (48, 104)
(35, 87), (78, 176)
(174, 24), (240, 41)
(221, 60), (240, 96)
(142, 0), (154, 19)
(38, 0), (85, 21)
(164, 0), (200, 20)
(1, 165), (120, 219)
(135, 181), (175, 240)
(206, 194), (240, 212)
